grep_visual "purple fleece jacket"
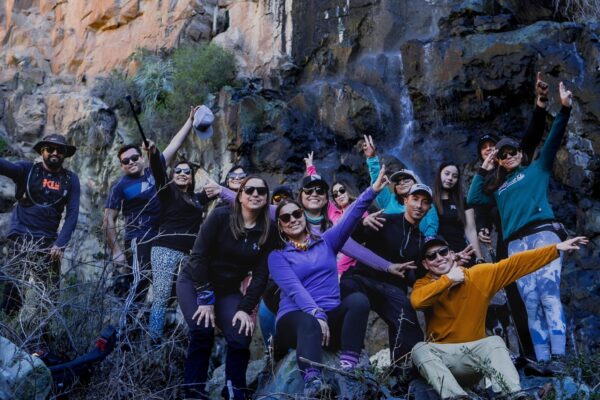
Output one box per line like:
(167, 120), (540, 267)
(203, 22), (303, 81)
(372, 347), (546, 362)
(268, 187), (377, 321)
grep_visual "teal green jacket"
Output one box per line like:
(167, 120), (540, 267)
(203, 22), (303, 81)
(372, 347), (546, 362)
(366, 156), (438, 237)
(467, 106), (571, 240)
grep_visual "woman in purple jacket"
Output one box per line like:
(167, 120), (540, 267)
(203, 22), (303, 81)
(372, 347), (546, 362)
(268, 167), (388, 397)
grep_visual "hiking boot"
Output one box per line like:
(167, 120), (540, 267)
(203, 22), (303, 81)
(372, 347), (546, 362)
(542, 356), (566, 376)
(303, 376), (329, 398)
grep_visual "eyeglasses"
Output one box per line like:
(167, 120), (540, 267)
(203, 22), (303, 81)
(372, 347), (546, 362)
(228, 172), (247, 180)
(332, 187), (346, 198)
(174, 167), (192, 175)
(393, 178), (415, 185)
(42, 146), (65, 155)
(278, 209), (304, 223)
(302, 186), (326, 196)
(272, 194), (289, 202)
(424, 247), (450, 261)
(120, 154), (141, 165)
(498, 148), (518, 160)
(242, 186), (268, 196)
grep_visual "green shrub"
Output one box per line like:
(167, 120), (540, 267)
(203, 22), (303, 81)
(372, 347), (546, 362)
(133, 57), (174, 115)
(91, 70), (139, 112)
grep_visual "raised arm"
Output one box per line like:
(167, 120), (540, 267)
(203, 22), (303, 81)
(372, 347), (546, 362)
(521, 72), (550, 161)
(147, 143), (171, 203)
(0, 158), (27, 181)
(468, 240), (586, 295)
(323, 166), (387, 252)
(268, 251), (327, 320)
(467, 153), (495, 206)
(162, 105), (201, 165)
(537, 82), (572, 171)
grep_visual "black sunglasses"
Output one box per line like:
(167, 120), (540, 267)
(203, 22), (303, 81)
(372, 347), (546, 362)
(302, 186), (326, 196)
(498, 148), (518, 160)
(42, 146), (65, 155)
(424, 247), (450, 261)
(228, 172), (247, 180)
(332, 187), (346, 198)
(242, 186), (268, 196)
(120, 154), (141, 165)
(174, 167), (192, 175)
(279, 209), (304, 223)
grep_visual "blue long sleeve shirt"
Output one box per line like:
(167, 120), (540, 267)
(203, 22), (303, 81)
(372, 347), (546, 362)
(366, 156), (439, 236)
(268, 187), (377, 321)
(467, 106), (571, 240)
(0, 159), (80, 248)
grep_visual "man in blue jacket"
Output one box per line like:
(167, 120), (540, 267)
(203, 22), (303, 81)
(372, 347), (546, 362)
(1, 134), (80, 315)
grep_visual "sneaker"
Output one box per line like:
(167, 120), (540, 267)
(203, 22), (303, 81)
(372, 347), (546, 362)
(303, 376), (328, 398)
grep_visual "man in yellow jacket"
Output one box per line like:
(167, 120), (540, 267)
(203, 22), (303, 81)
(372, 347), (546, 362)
(410, 235), (588, 399)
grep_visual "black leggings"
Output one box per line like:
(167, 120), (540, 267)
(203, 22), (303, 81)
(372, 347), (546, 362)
(274, 292), (370, 373)
(341, 273), (423, 372)
(177, 271), (252, 398)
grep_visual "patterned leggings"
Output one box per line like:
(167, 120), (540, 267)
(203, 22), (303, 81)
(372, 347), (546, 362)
(149, 246), (186, 340)
(508, 230), (565, 361)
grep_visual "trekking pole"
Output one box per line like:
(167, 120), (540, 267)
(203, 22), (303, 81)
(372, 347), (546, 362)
(124, 95), (149, 148)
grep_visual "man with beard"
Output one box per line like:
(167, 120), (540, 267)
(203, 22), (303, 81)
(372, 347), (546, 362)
(104, 105), (207, 302)
(0, 134), (80, 315)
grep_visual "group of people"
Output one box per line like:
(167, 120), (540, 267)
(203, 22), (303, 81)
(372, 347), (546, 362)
(0, 74), (589, 400)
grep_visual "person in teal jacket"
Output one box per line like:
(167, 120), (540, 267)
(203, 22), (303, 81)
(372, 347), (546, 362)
(361, 135), (439, 236)
(467, 81), (573, 372)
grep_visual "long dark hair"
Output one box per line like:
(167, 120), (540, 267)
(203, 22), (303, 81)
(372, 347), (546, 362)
(331, 178), (357, 208)
(170, 160), (196, 194)
(433, 162), (466, 226)
(483, 148), (528, 194)
(229, 176), (271, 246)
(274, 199), (314, 248)
(297, 186), (332, 232)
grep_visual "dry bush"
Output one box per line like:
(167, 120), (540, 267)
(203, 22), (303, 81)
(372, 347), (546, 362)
(553, 0), (600, 21)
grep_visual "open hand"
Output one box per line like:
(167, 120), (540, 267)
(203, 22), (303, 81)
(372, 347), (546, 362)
(559, 81), (573, 108)
(362, 210), (386, 231)
(232, 310), (254, 336)
(556, 236), (588, 252)
(192, 305), (215, 328)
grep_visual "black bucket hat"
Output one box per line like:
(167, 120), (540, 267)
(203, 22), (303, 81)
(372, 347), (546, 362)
(33, 134), (76, 157)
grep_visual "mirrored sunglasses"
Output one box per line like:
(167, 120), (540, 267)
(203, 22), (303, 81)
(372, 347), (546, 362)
(174, 167), (192, 175)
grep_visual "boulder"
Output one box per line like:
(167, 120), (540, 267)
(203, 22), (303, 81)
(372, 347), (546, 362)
(0, 336), (52, 400)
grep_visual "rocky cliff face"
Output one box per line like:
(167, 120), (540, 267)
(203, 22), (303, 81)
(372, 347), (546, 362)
(0, 0), (598, 351)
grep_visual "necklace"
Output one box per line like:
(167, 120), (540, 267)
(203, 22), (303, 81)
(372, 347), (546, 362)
(288, 237), (310, 251)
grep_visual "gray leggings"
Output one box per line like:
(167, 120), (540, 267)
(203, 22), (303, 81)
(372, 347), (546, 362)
(149, 246), (185, 340)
